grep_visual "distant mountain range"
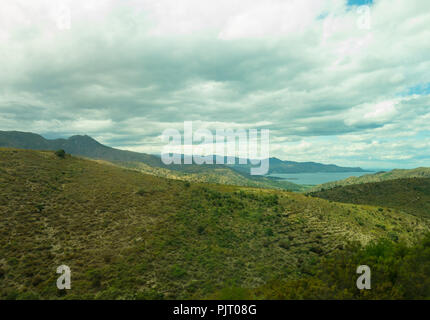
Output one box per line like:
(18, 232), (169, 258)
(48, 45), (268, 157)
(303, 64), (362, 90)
(228, 156), (365, 175)
(0, 131), (365, 175)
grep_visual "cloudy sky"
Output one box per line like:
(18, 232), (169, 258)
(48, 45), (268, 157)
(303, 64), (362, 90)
(1, 0), (429, 169)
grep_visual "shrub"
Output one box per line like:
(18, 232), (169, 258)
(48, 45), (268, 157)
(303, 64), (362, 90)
(197, 225), (205, 235)
(279, 240), (290, 250)
(309, 245), (323, 254)
(17, 292), (40, 300)
(136, 289), (165, 300)
(375, 224), (386, 230)
(213, 287), (251, 300)
(170, 265), (187, 279)
(5, 291), (20, 300)
(265, 228), (274, 237)
(55, 149), (66, 159)
(136, 189), (148, 196)
(87, 269), (103, 288)
(32, 275), (43, 286)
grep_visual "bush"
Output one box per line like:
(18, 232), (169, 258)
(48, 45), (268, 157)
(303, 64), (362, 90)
(213, 287), (251, 300)
(136, 289), (165, 300)
(197, 225), (205, 235)
(375, 224), (386, 230)
(169, 265), (187, 279)
(265, 228), (274, 237)
(87, 269), (103, 288)
(55, 149), (66, 159)
(136, 189), (148, 196)
(5, 290), (20, 300)
(279, 240), (290, 250)
(17, 292), (40, 300)
(32, 275), (43, 286)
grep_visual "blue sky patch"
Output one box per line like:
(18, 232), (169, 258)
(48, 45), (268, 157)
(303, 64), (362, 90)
(404, 83), (430, 96)
(347, 0), (373, 6)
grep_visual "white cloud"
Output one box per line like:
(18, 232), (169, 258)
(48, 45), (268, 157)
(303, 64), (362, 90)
(0, 0), (429, 168)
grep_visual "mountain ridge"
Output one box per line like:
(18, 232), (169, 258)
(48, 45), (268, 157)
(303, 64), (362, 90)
(0, 130), (366, 174)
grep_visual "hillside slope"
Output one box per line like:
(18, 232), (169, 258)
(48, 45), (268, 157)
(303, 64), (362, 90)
(309, 177), (430, 218)
(119, 161), (307, 191)
(309, 167), (430, 192)
(0, 149), (428, 299)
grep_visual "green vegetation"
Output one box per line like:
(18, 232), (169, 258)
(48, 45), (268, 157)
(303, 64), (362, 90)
(0, 148), (429, 300)
(309, 177), (430, 218)
(118, 161), (307, 192)
(55, 150), (66, 159)
(242, 233), (430, 299)
(310, 167), (430, 192)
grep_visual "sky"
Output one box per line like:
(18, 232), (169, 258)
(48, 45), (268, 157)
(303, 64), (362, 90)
(0, 0), (429, 169)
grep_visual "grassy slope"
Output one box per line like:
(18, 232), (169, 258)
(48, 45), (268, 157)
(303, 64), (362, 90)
(0, 148), (428, 299)
(309, 177), (430, 218)
(309, 167), (430, 192)
(113, 161), (307, 192)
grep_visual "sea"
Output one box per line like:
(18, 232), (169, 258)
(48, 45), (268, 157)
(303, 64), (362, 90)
(267, 171), (373, 185)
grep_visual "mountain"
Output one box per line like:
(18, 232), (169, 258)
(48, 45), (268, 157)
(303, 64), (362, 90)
(161, 154), (366, 174)
(309, 167), (430, 192)
(0, 131), (305, 191)
(1, 148), (428, 299)
(0, 130), (163, 166)
(0, 131), (365, 175)
(265, 157), (365, 174)
(308, 177), (430, 218)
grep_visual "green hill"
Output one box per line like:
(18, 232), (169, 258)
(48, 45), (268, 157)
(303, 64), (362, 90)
(309, 177), (430, 218)
(309, 167), (430, 192)
(118, 161), (307, 191)
(0, 149), (428, 299)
